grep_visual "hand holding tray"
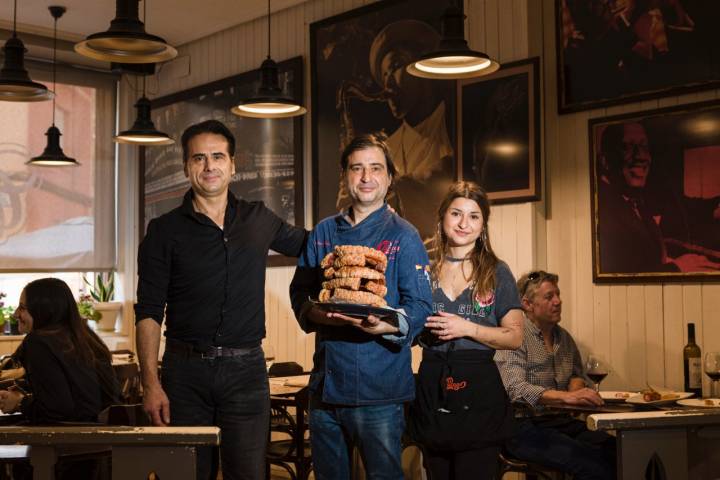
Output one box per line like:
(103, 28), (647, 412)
(310, 299), (401, 328)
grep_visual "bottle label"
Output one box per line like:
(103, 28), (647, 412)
(689, 358), (702, 389)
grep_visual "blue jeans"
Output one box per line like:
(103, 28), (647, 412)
(161, 346), (270, 480)
(309, 401), (405, 480)
(506, 417), (616, 480)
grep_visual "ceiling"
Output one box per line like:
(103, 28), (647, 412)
(0, 0), (307, 49)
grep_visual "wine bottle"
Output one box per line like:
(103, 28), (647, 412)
(683, 323), (702, 396)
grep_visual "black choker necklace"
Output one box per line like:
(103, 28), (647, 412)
(446, 255), (469, 263)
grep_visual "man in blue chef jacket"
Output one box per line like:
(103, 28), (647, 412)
(290, 132), (432, 480)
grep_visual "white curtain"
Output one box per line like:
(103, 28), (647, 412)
(0, 61), (117, 271)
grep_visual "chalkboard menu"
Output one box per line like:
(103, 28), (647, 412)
(140, 56), (304, 266)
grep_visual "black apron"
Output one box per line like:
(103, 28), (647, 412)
(408, 348), (516, 452)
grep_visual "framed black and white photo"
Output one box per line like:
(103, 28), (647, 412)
(310, 0), (456, 244)
(458, 57), (541, 204)
(557, 0), (720, 113)
(589, 100), (720, 282)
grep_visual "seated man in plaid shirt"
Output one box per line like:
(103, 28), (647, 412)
(494, 271), (616, 480)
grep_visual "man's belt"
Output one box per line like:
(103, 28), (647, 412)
(165, 338), (259, 359)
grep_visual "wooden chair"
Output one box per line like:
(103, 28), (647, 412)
(98, 404), (151, 427)
(498, 449), (564, 480)
(110, 350), (142, 405)
(267, 387), (312, 480)
(268, 362), (304, 378)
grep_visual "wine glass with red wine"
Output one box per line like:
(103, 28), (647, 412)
(705, 352), (720, 398)
(585, 355), (609, 392)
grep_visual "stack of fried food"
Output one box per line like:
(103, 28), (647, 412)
(319, 245), (388, 307)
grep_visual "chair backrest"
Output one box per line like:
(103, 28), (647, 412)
(269, 362), (304, 377)
(99, 404), (151, 427)
(112, 362), (142, 404)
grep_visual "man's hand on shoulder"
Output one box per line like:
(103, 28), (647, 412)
(562, 387), (604, 407)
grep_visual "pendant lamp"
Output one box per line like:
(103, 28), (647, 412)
(406, 2), (499, 79)
(28, 6), (78, 166)
(232, 0), (306, 118)
(114, 76), (173, 145)
(75, 0), (176, 64)
(0, 0), (53, 101)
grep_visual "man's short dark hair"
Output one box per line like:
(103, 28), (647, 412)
(181, 120), (236, 164)
(340, 132), (397, 177)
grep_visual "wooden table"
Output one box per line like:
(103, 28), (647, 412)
(0, 425), (220, 480)
(269, 374), (310, 396)
(587, 408), (720, 480)
(269, 374), (311, 480)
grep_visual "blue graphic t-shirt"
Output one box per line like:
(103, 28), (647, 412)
(422, 261), (521, 352)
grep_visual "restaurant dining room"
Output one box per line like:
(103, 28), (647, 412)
(0, 0), (719, 479)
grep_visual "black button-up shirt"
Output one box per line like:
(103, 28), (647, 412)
(134, 189), (306, 349)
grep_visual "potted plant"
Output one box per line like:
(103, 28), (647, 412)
(84, 271), (122, 332)
(0, 292), (19, 335)
(77, 293), (101, 323)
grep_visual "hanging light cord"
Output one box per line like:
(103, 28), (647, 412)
(142, 0), (148, 97)
(266, 0), (271, 60)
(51, 11), (57, 125)
(12, 0), (17, 36)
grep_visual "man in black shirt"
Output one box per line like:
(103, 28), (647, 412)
(134, 120), (306, 480)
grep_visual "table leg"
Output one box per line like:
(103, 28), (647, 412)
(112, 446), (197, 479)
(29, 446), (57, 480)
(617, 429), (687, 480)
(688, 425), (720, 480)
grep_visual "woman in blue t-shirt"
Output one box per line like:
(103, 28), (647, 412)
(409, 181), (524, 479)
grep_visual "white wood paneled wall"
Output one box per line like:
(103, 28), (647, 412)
(137, 0), (537, 374)
(538, 0), (720, 395)
(131, 0), (720, 400)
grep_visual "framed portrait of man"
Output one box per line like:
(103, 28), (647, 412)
(557, 0), (720, 113)
(310, 0), (456, 245)
(589, 100), (720, 283)
(140, 57), (304, 266)
(458, 57), (541, 204)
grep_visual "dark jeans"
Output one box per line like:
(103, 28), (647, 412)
(309, 401), (405, 480)
(506, 416), (616, 480)
(425, 445), (500, 480)
(161, 346), (270, 480)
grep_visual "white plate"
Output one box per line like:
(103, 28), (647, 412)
(626, 392), (694, 406)
(599, 391), (636, 402)
(676, 398), (720, 408)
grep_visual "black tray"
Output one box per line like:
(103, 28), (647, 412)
(311, 300), (400, 327)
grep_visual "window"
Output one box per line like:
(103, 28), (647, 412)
(0, 61), (117, 272)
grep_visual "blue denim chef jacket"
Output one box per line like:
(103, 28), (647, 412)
(290, 204), (432, 405)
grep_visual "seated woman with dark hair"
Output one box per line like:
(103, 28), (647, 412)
(0, 277), (119, 423)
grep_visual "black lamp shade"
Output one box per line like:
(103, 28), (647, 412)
(406, 5), (499, 79)
(0, 36), (53, 102)
(232, 58), (306, 118)
(28, 125), (79, 166)
(75, 0), (177, 64)
(114, 95), (174, 145)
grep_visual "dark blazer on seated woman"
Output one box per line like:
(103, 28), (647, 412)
(0, 278), (119, 424)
